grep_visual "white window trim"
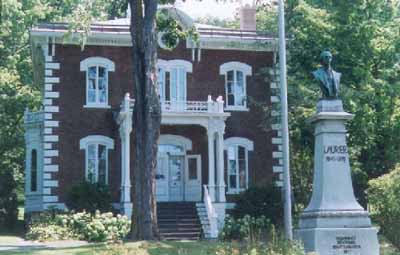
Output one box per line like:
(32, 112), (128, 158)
(80, 57), (115, 108)
(159, 134), (192, 151)
(224, 137), (254, 194)
(157, 59), (192, 102)
(219, 62), (252, 111)
(80, 135), (114, 184)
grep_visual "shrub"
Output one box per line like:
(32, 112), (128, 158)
(65, 181), (112, 213)
(26, 211), (131, 242)
(0, 168), (18, 229)
(218, 228), (307, 255)
(367, 165), (400, 248)
(220, 215), (271, 243)
(26, 224), (73, 241)
(231, 185), (283, 226)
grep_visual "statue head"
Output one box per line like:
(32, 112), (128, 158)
(320, 50), (332, 68)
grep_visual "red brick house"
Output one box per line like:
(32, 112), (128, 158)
(24, 7), (282, 239)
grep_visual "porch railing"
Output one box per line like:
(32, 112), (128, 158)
(203, 185), (218, 238)
(162, 96), (224, 113)
(124, 95), (225, 114)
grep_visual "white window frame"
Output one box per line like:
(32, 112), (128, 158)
(157, 59), (192, 102)
(219, 62), (252, 111)
(224, 137), (254, 194)
(80, 57), (115, 109)
(80, 135), (114, 184)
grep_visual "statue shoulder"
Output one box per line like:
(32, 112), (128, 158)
(332, 70), (342, 78)
(312, 68), (325, 80)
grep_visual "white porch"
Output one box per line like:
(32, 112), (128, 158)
(115, 93), (230, 238)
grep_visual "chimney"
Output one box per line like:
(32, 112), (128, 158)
(239, 4), (257, 31)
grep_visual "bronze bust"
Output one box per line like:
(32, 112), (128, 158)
(312, 51), (341, 99)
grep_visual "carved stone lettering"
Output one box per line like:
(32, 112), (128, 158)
(324, 145), (348, 154)
(332, 236), (361, 252)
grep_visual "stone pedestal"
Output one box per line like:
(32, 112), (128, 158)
(295, 100), (379, 255)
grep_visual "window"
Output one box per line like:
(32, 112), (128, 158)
(80, 136), (114, 184)
(224, 137), (254, 194)
(157, 60), (192, 102)
(220, 62), (252, 111)
(80, 57), (115, 108)
(31, 149), (38, 192)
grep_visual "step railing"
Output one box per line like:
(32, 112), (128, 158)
(203, 185), (218, 238)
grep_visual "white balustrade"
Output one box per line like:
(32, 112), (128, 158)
(24, 109), (44, 124)
(203, 185), (219, 238)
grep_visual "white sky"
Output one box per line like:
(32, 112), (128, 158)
(174, 0), (253, 20)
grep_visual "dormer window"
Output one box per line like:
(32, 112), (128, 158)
(80, 57), (115, 108)
(220, 62), (252, 111)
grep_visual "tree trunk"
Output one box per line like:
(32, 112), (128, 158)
(129, 0), (160, 240)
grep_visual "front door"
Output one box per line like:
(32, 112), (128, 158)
(185, 155), (202, 201)
(156, 153), (169, 202)
(168, 155), (184, 201)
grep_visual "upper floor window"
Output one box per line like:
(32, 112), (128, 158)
(80, 57), (115, 108)
(157, 59), (192, 102)
(224, 137), (254, 194)
(31, 149), (38, 192)
(80, 135), (114, 184)
(220, 62), (252, 111)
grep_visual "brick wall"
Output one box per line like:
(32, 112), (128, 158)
(54, 41), (275, 203)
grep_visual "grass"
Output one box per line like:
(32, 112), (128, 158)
(0, 241), (220, 255)
(0, 238), (399, 255)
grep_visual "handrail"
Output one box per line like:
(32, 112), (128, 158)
(203, 185), (218, 238)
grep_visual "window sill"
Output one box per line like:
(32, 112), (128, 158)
(84, 104), (111, 109)
(224, 106), (249, 112)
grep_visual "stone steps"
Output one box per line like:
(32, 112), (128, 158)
(157, 202), (201, 241)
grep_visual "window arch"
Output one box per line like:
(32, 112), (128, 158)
(157, 59), (192, 102)
(80, 57), (115, 108)
(80, 135), (114, 184)
(219, 62), (252, 111)
(30, 149), (38, 192)
(224, 137), (254, 194)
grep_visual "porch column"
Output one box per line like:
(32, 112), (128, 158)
(216, 125), (226, 202)
(119, 93), (132, 218)
(207, 130), (216, 202)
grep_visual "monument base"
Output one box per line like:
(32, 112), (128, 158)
(294, 227), (379, 255)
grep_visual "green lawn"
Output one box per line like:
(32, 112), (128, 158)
(0, 237), (399, 255)
(0, 241), (220, 255)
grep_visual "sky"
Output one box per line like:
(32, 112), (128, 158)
(173, 0), (253, 20)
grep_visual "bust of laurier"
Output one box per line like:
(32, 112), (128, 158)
(312, 51), (341, 99)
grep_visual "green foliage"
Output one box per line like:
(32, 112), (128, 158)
(26, 211), (131, 242)
(231, 185), (283, 226)
(256, 0), (400, 213)
(65, 181), (112, 214)
(218, 225), (306, 255)
(368, 164), (400, 248)
(220, 215), (271, 243)
(0, 166), (18, 229)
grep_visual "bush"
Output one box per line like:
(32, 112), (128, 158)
(231, 185), (283, 226)
(26, 211), (131, 242)
(65, 181), (112, 213)
(368, 165), (400, 248)
(218, 227), (307, 255)
(220, 215), (271, 243)
(0, 168), (18, 229)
